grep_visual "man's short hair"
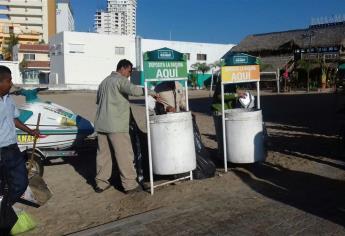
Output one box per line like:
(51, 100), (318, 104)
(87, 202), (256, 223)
(0, 65), (12, 82)
(116, 59), (133, 71)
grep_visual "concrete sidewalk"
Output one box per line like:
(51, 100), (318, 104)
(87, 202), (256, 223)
(67, 165), (345, 236)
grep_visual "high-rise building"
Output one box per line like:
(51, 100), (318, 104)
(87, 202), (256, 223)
(56, 0), (74, 33)
(0, 0), (56, 58)
(0, 0), (56, 43)
(94, 0), (136, 36)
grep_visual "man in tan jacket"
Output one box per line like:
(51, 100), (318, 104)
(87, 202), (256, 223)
(94, 59), (144, 194)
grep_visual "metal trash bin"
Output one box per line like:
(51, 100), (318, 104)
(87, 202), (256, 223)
(225, 108), (265, 163)
(150, 111), (196, 174)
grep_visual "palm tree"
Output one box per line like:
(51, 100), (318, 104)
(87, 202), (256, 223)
(210, 60), (223, 70)
(4, 33), (18, 60)
(208, 60), (223, 93)
(188, 72), (198, 89)
(190, 62), (211, 89)
(19, 58), (28, 71)
(191, 62), (211, 74)
(259, 63), (273, 72)
(318, 56), (329, 89)
(298, 59), (312, 92)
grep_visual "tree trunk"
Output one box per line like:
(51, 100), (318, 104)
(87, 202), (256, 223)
(321, 73), (327, 89)
(307, 70), (310, 92)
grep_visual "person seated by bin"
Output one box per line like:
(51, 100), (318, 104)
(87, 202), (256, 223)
(154, 81), (186, 114)
(211, 79), (246, 158)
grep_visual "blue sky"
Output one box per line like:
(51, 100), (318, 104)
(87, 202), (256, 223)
(70, 0), (345, 44)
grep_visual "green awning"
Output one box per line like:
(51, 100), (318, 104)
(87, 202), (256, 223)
(339, 63), (345, 70)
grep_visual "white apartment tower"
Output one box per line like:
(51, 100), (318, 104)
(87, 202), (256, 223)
(0, 0), (56, 43)
(94, 0), (136, 36)
(56, 0), (75, 33)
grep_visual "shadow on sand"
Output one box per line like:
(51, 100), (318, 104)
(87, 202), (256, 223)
(231, 92), (345, 227)
(233, 162), (345, 227)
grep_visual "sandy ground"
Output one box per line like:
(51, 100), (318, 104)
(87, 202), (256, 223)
(11, 89), (345, 235)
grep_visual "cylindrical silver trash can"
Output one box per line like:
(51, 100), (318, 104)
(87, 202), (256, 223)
(225, 108), (266, 163)
(150, 111), (196, 175)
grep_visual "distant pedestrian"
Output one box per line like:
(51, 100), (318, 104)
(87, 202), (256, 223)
(94, 59), (144, 194)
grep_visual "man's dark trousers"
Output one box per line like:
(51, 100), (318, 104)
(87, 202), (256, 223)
(0, 144), (28, 205)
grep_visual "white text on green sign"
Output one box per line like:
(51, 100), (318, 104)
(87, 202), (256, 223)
(144, 61), (187, 80)
(158, 50), (174, 60)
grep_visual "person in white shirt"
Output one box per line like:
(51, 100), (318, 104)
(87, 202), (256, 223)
(0, 65), (39, 206)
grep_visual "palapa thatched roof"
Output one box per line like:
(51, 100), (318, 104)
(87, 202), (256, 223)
(231, 23), (345, 53)
(259, 56), (293, 71)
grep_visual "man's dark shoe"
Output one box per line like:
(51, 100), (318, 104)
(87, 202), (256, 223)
(94, 185), (111, 193)
(140, 182), (150, 191)
(94, 186), (104, 193)
(124, 185), (143, 194)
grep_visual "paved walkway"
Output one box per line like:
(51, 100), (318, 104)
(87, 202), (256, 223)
(68, 163), (345, 236)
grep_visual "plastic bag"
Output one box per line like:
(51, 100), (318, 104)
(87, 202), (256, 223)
(0, 196), (18, 232)
(129, 111), (146, 184)
(10, 208), (36, 235)
(192, 115), (216, 179)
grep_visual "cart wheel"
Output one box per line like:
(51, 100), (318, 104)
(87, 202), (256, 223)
(25, 150), (44, 177)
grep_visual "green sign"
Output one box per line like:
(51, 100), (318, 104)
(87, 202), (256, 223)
(223, 53), (260, 66)
(144, 61), (187, 80)
(143, 48), (187, 81)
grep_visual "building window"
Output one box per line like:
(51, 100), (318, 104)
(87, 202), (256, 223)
(23, 53), (35, 61)
(115, 47), (125, 55)
(69, 44), (84, 54)
(184, 53), (190, 60)
(197, 53), (207, 61)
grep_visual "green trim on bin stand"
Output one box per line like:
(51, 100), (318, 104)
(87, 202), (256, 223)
(223, 53), (260, 66)
(144, 47), (186, 61)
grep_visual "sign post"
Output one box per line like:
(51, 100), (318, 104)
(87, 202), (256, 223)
(221, 53), (261, 172)
(143, 48), (192, 195)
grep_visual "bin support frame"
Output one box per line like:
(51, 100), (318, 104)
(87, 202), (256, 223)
(144, 78), (192, 195)
(221, 80), (261, 172)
